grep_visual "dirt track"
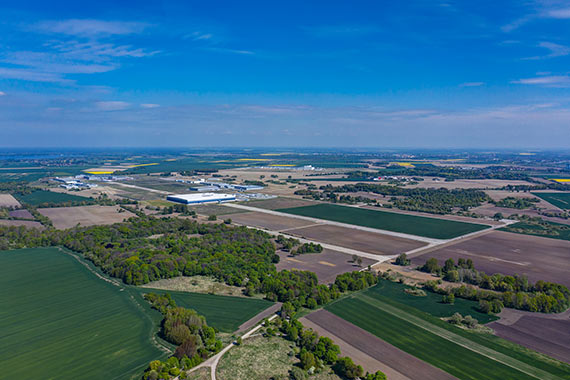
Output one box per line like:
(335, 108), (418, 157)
(302, 309), (457, 380)
(411, 230), (570, 287)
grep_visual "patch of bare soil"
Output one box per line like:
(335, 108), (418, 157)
(411, 230), (570, 287)
(285, 224), (427, 256)
(275, 249), (374, 284)
(140, 276), (246, 297)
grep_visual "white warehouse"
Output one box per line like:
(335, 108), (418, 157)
(166, 193), (236, 205)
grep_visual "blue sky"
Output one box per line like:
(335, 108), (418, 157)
(0, 0), (569, 148)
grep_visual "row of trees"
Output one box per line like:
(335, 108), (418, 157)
(291, 242), (323, 256)
(319, 184), (490, 214)
(420, 257), (570, 313)
(492, 196), (540, 209)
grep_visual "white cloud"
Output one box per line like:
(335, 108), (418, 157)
(0, 91), (5, 96)
(204, 47), (255, 55)
(0, 67), (71, 83)
(524, 42), (570, 60)
(96, 101), (130, 111)
(141, 103), (160, 108)
(459, 82), (485, 87)
(545, 8), (570, 19)
(34, 19), (148, 37)
(511, 75), (570, 87)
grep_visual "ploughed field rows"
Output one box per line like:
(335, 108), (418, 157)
(532, 192), (570, 210)
(324, 285), (570, 380)
(0, 248), (164, 380)
(411, 230), (570, 287)
(131, 288), (274, 333)
(278, 203), (490, 239)
(488, 312), (570, 364)
(284, 224), (427, 256)
(38, 205), (135, 229)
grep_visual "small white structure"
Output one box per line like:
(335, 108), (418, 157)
(167, 193), (236, 204)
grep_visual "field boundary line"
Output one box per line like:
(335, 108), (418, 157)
(357, 294), (561, 380)
(224, 203), (443, 244)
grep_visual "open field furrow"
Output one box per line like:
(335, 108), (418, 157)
(357, 294), (561, 380)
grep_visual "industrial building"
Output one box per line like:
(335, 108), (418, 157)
(166, 193), (236, 204)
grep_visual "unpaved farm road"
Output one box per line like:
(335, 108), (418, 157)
(182, 314), (278, 380)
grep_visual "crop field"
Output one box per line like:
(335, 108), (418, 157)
(489, 313), (570, 364)
(412, 230), (570, 287)
(325, 291), (570, 380)
(38, 205), (136, 229)
(133, 288), (274, 333)
(368, 279), (497, 323)
(278, 203), (490, 239)
(302, 310), (456, 380)
(0, 193), (21, 208)
(532, 192), (570, 210)
(0, 219), (44, 228)
(285, 224), (427, 256)
(14, 189), (92, 206)
(0, 247), (165, 380)
(500, 221), (570, 241)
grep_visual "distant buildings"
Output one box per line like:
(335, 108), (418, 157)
(167, 193), (236, 204)
(53, 177), (98, 190)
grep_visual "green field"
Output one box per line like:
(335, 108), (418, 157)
(14, 189), (92, 206)
(369, 279), (497, 323)
(325, 290), (570, 380)
(500, 221), (570, 241)
(0, 247), (166, 380)
(278, 204), (489, 239)
(132, 288), (274, 333)
(532, 192), (570, 210)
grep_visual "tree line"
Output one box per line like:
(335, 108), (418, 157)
(419, 257), (570, 313)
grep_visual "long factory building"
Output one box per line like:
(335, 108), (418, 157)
(166, 192), (236, 205)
